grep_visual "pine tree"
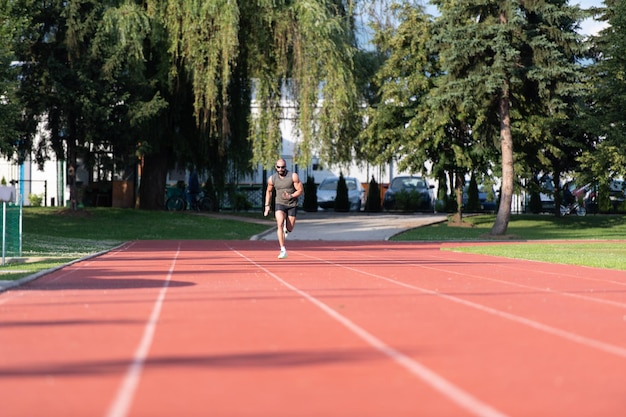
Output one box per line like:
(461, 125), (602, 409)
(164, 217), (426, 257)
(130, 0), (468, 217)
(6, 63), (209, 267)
(303, 176), (318, 212)
(465, 174), (481, 213)
(334, 173), (350, 212)
(580, 0), (626, 181)
(429, 0), (589, 233)
(365, 176), (381, 212)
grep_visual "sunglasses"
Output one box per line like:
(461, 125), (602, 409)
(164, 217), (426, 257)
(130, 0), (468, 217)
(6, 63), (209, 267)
(276, 165), (286, 169)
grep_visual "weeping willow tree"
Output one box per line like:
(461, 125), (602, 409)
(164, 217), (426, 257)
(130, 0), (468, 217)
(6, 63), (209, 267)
(160, 0), (361, 170)
(8, 0), (362, 209)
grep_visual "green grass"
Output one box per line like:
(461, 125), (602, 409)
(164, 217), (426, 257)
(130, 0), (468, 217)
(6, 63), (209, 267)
(392, 214), (626, 241)
(23, 207), (270, 246)
(393, 214), (626, 271)
(1, 207), (271, 282)
(447, 242), (626, 271)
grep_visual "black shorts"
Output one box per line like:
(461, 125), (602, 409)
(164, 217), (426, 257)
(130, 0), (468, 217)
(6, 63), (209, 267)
(275, 204), (297, 217)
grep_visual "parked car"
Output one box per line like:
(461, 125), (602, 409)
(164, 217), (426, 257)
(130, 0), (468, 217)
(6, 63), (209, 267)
(383, 176), (435, 212)
(462, 184), (498, 212)
(581, 179), (626, 212)
(609, 179), (626, 209)
(316, 176), (365, 211)
(525, 175), (556, 213)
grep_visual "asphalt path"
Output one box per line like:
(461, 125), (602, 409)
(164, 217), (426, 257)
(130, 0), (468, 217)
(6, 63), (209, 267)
(254, 211), (448, 241)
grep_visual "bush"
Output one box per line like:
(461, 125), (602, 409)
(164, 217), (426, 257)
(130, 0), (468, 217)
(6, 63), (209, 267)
(465, 176), (481, 212)
(29, 193), (44, 207)
(394, 190), (424, 212)
(334, 173), (350, 212)
(303, 176), (318, 212)
(231, 192), (252, 211)
(528, 191), (542, 214)
(365, 176), (381, 212)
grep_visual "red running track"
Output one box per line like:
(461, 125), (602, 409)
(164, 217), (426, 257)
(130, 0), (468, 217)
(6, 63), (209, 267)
(1, 240), (626, 417)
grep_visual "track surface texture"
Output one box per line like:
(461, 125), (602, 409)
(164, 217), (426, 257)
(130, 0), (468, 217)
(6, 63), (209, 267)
(1, 239), (625, 417)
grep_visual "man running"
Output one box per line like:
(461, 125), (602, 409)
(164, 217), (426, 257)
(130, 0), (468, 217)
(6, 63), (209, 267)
(264, 158), (303, 259)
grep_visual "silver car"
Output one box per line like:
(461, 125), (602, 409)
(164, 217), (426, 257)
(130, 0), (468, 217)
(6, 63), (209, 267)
(316, 176), (365, 211)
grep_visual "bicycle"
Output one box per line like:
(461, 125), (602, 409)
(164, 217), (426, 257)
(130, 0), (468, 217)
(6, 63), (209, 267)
(165, 186), (186, 211)
(166, 188), (212, 211)
(560, 202), (586, 216)
(188, 190), (213, 211)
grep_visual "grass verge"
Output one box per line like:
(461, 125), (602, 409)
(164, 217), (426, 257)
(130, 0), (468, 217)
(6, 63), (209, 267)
(1, 207), (272, 282)
(393, 214), (626, 271)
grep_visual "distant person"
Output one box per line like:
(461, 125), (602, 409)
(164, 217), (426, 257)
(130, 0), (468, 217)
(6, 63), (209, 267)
(188, 170), (200, 209)
(562, 184), (575, 206)
(264, 158), (303, 259)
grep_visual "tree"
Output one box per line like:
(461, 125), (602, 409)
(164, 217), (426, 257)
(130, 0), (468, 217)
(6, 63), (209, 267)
(465, 174), (481, 213)
(303, 176), (318, 212)
(163, 0), (360, 171)
(7, 1), (362, 210)
(131, 0), (363, 208)
(334, 173), (351, 212)
(580, 0), (626, 182)
(430, 0), (589, 234)
(0, 0), (21, 157)
(365, 176), (381, 212)
(361, 3), (498, 224)
(360, 3), (437, 169)
(9, 0), (170, 211)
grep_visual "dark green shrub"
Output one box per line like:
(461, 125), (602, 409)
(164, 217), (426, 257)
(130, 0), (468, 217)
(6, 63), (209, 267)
(202, 177), (219, 211)
(528, 191), (542, 213)
(303, 176), (318, 212)
(232, 192), (252, 211)
(394, 190), (423, 212)
(334, 173), (350, 212)
(598, 181), (612, 213)
(465, 176), (481, 212)
(365, 176), (381, 212)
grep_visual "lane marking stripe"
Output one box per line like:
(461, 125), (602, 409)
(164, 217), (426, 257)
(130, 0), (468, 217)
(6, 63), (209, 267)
(342, 249), (626, 309)
(299, 250), (626, 359)
(106, 243), (181, 417)
(233, 247), (508, 417)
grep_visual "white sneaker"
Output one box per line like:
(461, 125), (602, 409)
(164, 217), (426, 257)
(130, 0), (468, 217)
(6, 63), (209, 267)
(278, 249), (288, 259)
(283, 224), (289, 238)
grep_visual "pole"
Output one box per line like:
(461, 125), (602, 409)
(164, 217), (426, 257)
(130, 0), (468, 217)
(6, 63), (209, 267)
(2, 202), (6, 266)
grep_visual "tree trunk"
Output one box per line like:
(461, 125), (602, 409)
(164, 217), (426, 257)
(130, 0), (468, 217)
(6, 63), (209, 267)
(453, 171), (464, 223)
(491, 82), (514, 236)
(139, 150), (169, 210)
(554, 170), (562, 217)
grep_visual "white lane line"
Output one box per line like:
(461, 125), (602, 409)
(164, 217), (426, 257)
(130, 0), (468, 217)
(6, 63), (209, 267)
(232, 248), (508, 417)
(340, 249), (626, 309)
(299, 251), (626, 359)
(105, 243), (181, 417)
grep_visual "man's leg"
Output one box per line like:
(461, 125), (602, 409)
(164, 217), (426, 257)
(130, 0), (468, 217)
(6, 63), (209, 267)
(284, 206), (297, 233)
(285, 214), (296, 232)
(275, 209), (286, 248)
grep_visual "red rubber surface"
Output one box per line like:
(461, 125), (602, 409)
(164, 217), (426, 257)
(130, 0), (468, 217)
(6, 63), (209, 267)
(1, 240), (626, 416)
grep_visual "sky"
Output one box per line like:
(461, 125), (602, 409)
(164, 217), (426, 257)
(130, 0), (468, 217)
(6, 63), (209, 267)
(420, 0), (608, 37)
(576, 0), (608, 36)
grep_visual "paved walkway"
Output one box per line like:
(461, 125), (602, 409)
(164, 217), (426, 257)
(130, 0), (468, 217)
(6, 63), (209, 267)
(252, 211), (447, 241)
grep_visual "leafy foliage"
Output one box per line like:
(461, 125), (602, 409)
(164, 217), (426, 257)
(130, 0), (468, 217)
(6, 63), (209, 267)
(580, 0), (626, 180)
(393, 190), (424, 212)
(362, 0), (591, 233)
